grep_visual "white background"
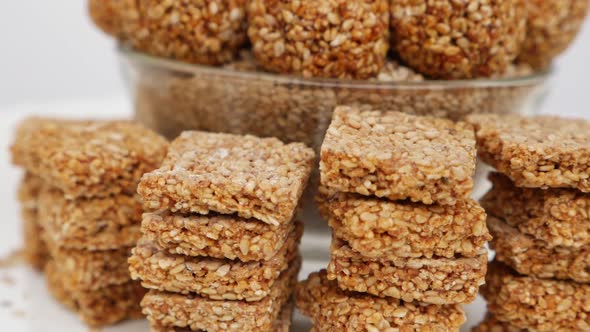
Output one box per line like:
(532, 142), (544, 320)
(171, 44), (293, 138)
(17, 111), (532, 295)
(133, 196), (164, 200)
(0, 1), (589, 118)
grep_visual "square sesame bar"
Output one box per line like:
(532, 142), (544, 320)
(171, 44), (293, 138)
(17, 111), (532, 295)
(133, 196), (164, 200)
(467, 114), (590, 192)
(320, 106), (476, 205)
(138, 131), (315, 226)
(471, 314), (524, 332)
(141, 211), (295, 261)
(296, 270), (466, 332)
(149, 300), (295, 332)
(38, 186), (142, 250)
(130, 222), (302, 301)
(45, 260), (145, 327)
(46, 240), (132, 291)
(327, 237), (487, 305)
(18, 174), (48, 270)
(317, 188), (489, 259)
(482, 172), (590, 248)
(482, 261), (590, 332)
(11, 117), (168, 199)
(488, 217), (590, 283)
(141, 256), (300, 332)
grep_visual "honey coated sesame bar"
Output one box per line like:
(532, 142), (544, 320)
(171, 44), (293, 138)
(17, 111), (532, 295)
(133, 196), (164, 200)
(38, 186), (142, 250)
(138, 131), (315, 226)
(141, 211), (295, 262)
(327, 238), (487, 305)
(129, 222), (302, 301)
(482, 261), (590, 332)
(317, 188), (489, 259)
(320, 106), (476, 205)
(471, 314), (524, 332)
(18, 174), (48, 270)
(488, 216), (590, 283)
(296, 270), (466, 332)
(141, 256), (300, 332)
(482, 172), (590, 248)
(11, 117), (168, 199)
(467, 114), (590, 192)
(45, 260), (145, 327)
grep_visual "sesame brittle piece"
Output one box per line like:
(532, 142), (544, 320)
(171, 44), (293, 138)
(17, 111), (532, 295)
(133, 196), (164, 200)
(138, 131), (314, 226)
(296, 270), (466, 332)
(320, 106), (476, 205)
(327, 237), (487, 305)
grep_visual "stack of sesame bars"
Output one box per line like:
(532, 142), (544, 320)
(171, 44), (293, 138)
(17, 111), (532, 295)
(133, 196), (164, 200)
(468, 114), (590, 331)
(128, 131), (315, 331)
(11, 117), (169, 327)
(297, 107), (492, 331)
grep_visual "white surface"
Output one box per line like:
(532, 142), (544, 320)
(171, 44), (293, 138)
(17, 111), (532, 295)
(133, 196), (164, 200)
(0, 98), (493, 332)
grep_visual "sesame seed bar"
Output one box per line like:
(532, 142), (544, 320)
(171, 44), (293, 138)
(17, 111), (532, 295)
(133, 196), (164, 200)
(488, 216), (590, 283)
(317, 188), (489, 259)
(327, 237), (487, 305)
(141, 256), (300, 332)
(129, 222), (301, 301)
(38, 186), (142, 250)
(296, 270), (466, 332)
(482, 172), (590, 248)
(482, 261), (590, 332)
(45, 260), (145, 327)
(467, 114), (590, 192)
(46, 240), (132, 291)
(11, 117), (168, 199)
(141, 211), (295, 261)
(471, 314), (524, 332)
(18, 174), (48, 270)
(320, 106), (476, 205)
(138, 131), (314, 226)
(149, 300), (294, 332)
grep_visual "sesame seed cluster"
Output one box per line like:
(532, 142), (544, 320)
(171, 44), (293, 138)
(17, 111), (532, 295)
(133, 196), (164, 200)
(130, 131), (314, 331)
(297, 107), (489, 331)
(89, 0), (589, 78)
(469, 114), (590, 331)
(11, 117), (169, 327)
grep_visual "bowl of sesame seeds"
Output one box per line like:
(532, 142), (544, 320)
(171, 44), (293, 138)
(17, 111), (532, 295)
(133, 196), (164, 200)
(120, 46), (551, 151)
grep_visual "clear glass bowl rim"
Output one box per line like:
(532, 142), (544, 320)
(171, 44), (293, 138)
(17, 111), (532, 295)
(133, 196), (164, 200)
(119, 45), (552, 90)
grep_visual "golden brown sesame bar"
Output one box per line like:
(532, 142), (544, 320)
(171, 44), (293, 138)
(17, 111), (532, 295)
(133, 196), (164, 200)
(88, 0), (139, 39)
(141, 256), (300, 332)
(296, 270), (466, 332)
(247, 0), (390, 79)
(45, 260), (145, 327)
(137, 131), (315, 226)
(482, 172), (590, 248)
(488, 216), (590, 283)
(471, 314), (524, 332)
(467, 114), (590, 192)
(38, 186), (142, 250)
(18, 174), (48, 271)
(128, 0), (248, 65)
(149, 300), (295, 332)
(327, 237), (487, 305)
(130, 222), (301, 301)
(320, 106), (476, 205)
(482, 261), (590, 332)
(518, 0), (590, 69)
(317, 188), (489, 259)
(45, 239), (132, 291)
(11, 117), (168, 199)
(390, 0), (527, 79)
(141, 211), (295, 261)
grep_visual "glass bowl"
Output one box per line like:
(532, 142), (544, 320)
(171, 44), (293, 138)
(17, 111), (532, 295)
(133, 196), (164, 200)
(119, 47), (552, 152)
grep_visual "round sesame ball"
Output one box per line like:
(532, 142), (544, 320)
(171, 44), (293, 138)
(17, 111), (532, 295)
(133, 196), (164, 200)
(247, 0), (390, 79)
(129, 0), (248, 65)
(518, 0), (590, 70)
(88, 0), (139, 38)
(390, 0), (527, 79)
